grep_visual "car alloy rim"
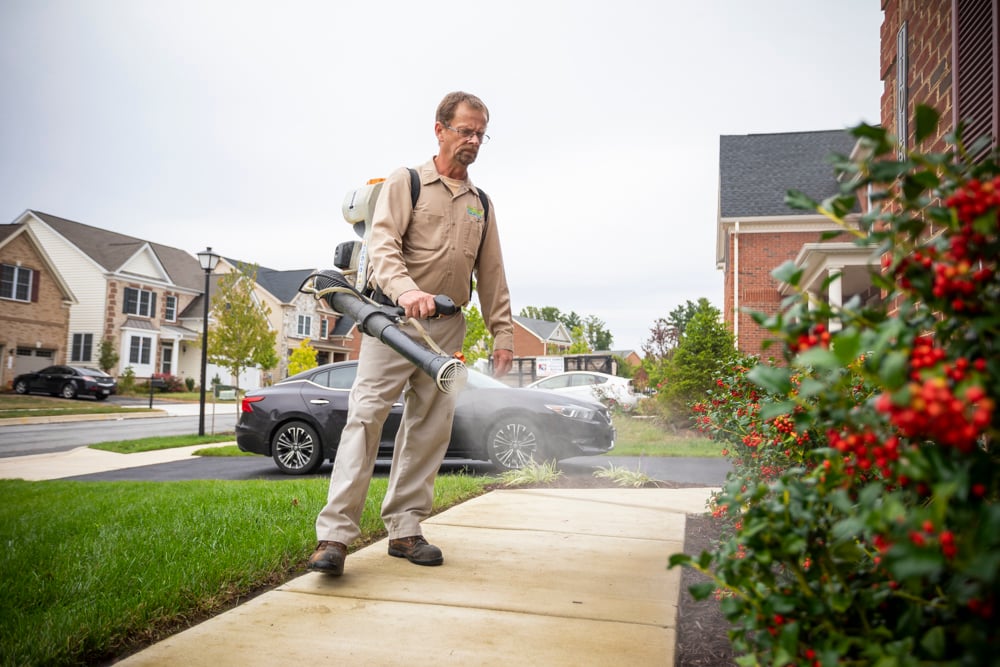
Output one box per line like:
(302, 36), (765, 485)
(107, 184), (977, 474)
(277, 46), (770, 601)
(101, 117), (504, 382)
(491, 422), (538, 469)
(275, 426), (315, 470)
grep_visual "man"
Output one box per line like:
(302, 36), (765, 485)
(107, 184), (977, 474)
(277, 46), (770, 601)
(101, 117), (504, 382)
(308, 91), (514, 575)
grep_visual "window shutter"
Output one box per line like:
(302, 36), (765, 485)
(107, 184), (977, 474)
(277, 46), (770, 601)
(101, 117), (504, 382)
(954, 0), (999, 154)
(31, 269), (39, 302)
(151, 292), (157, 317)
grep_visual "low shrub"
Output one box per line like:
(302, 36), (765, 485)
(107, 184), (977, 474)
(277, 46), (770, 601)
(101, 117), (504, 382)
(673, 109), (1000, 665)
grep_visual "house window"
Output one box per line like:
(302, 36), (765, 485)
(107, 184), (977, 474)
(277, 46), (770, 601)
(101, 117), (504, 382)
(164, 295), (177, 322)
(71, 333), (93, 362)
(297, 315), (312, 337)
(320, 318), (329, 339)
(129, 336), (153, 365)
(123, 287), (157, 317)
(1, 264), (34, 302)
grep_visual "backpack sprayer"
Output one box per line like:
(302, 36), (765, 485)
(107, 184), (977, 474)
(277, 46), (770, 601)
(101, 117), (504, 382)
(299, 178), (468, 394)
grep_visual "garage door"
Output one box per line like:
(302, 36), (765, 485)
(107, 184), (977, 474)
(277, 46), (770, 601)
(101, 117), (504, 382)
(16, 348), (57, 375)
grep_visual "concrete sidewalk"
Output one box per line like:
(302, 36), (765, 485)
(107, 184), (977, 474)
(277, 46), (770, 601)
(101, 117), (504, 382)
(0, 442), (235, 481)
(117, 486), (715, 667)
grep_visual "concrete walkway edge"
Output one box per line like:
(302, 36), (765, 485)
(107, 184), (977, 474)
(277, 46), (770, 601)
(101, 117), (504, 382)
(116, 486), (718, 667)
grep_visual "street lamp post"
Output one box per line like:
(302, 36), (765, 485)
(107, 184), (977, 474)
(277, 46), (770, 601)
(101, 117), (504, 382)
(196, 247), (221, 436)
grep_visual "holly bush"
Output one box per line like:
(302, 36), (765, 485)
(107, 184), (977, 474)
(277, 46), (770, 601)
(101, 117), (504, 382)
(672, 107), (999, 666)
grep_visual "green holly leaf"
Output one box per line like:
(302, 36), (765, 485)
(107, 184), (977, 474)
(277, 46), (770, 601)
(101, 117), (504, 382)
(914, 104), (940, 144)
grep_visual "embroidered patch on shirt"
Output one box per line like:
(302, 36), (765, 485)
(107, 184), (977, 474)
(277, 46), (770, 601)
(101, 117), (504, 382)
(467, 206), (485, 222)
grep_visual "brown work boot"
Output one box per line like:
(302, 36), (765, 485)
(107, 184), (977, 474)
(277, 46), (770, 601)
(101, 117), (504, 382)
(387, 535), (443, 566)
(308, 540), (347, 575)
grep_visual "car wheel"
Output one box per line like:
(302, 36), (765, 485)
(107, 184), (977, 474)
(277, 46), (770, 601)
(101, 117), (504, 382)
(486, 416), (540, 471)
(60, 383), (78, 400)
(13, 380), (28, 394)
(272, 421), (324, 475)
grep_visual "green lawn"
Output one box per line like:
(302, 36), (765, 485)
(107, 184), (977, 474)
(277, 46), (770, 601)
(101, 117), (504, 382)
(0, 475), (490, 665)
(609, 415), (723, 457)
(0, 393), (145, 419)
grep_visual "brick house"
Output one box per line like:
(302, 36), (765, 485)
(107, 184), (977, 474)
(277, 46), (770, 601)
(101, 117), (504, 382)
(0, 223), (76, 387)
(3, 211), (218, 385)
(716, 130), (869, 358)
(717, 0), (997, 359)
(512, 316), (572, 356)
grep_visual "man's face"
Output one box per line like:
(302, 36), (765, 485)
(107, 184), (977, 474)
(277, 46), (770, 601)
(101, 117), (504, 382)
(436, 102), (488, 167)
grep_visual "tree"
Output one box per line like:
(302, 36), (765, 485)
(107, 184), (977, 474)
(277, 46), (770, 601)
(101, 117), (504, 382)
(461, 304), (493, 365)
(657, 300), (736, 425)
(287, 338), (318, 376)
(98, 339), (119, 374)
(642, 298), (715, 387)
(583, 314), (613, 350)
(566, 325), (591, 354)
(206, 263), (278, 393)
(667, 300), (702, 339)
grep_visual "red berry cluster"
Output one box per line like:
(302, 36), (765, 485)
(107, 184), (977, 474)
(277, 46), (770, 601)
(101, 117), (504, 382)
(827, 427), (901, 481)
(945, 175), (1000, 233)
(793, 323), (830, 353)
(888, 176), (998, 313)
(874, 338), (993, 453)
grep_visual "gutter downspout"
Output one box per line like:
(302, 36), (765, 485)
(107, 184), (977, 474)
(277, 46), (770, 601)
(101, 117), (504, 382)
(733, 221), (740, 349)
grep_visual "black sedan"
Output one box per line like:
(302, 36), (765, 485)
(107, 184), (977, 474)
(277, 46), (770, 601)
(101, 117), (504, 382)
(236, 361), (615, 474)
(12, 365), (118, 400)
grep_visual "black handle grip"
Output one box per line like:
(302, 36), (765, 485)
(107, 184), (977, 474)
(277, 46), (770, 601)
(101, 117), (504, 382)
(433, 295), (458, 316)
(387, 294), (459, 318)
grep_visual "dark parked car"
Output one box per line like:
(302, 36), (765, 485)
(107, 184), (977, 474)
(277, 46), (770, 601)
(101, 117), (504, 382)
(12, 365), (118, 400)
(236, 361), (615, 474)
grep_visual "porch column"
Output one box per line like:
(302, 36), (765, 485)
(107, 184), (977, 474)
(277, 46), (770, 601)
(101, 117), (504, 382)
(827, 265), (844, 332)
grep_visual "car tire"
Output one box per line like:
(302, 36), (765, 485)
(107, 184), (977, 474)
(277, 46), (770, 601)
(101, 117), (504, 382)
(60, 383), (78, 400)
(13, 380), (28, 395)
(272, 421), (324, 475)
(485, 416), (540, 471)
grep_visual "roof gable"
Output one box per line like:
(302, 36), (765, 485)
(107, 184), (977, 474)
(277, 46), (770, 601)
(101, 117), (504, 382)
(0, 223), (77, 302)
(28, 211), (204, 290)
(514, 316), (572, 343)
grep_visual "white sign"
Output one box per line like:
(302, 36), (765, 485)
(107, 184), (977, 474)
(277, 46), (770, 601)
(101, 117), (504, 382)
(535, 356), (564, 377)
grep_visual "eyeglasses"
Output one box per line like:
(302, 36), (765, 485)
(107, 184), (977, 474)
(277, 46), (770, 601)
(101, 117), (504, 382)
(444, 125), (490, 144)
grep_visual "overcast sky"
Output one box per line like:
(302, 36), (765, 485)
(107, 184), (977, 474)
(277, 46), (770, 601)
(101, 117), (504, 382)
(0, 1), (883, 352)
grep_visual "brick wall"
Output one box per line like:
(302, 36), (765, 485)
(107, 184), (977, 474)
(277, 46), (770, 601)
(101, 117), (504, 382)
(724, 230), (831, 359)
(0, 234), (71, 377)
(512, 322), (544, 357)
(880, 0), (955, 152)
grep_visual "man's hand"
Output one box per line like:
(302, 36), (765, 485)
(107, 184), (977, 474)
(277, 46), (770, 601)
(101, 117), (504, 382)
(492, 349), (513, 378)
(397, 290), (437, 320)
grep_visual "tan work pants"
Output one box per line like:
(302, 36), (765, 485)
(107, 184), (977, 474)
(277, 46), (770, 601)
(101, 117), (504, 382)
(315, 314), (465, 545)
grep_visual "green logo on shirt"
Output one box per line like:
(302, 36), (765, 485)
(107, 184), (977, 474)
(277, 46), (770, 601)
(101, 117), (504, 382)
(467, 206), (485, 222)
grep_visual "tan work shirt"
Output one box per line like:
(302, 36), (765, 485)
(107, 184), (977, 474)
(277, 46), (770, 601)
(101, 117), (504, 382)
(368, 158), (514, 351)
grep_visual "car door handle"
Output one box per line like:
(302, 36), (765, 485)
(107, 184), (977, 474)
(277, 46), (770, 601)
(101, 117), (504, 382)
(309, 399), (330, 405)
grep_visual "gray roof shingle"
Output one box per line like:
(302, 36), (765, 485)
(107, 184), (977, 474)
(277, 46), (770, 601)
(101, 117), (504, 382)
(719, 129), (857, 219)
(29, 211), (204, 290)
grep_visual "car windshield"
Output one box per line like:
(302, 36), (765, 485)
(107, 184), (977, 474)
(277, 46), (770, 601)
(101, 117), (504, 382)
(74, 367), (109, 376)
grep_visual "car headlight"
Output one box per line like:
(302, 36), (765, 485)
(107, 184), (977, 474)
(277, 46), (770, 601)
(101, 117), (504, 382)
(545, 404), (597, 421)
